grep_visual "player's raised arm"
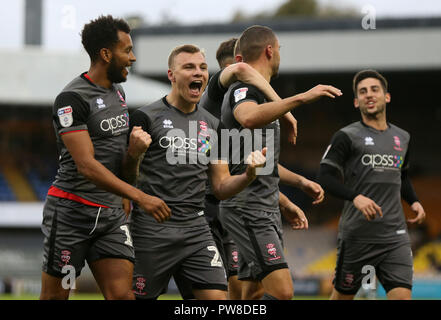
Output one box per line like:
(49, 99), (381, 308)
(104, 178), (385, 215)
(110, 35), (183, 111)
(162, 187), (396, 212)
(219, 62), (298, 144)
(233, 85), (342, 129)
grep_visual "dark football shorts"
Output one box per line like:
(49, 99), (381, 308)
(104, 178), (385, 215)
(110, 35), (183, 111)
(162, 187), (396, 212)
(333, 238), (413, 295)
(205, 196), (239, 279)
(174, 198), (239, 299)
(131, 215), (228, 299)
(41, 195), (135, 278)
(219, 206), (288, 281)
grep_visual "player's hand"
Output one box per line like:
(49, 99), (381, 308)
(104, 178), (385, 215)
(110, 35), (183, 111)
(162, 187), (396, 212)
(407, 201), (426, 225)
(300, 85), (342, 104)
(138, 194), (171, 223)
(353, 194), (383, 221)
(245, 147), (267, 179)
(280, 201), (309, 230)
(128, 126), (152, 159)
(123, 198), (132, 218)
(300, 178), (325, 205)
(281, 114), (298, 145)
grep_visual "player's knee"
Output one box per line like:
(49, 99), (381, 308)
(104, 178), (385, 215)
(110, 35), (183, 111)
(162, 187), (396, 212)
(274, 289), (293, 300)
(242, 289), (264, 300)
(40, 289), (69, 300)
(104, 289), (135, 300)
(270, 284), (293, 300)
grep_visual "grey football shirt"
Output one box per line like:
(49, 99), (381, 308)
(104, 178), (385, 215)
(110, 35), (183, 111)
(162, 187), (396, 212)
(199, 70), (225, 119)
(220, 81), (280, 213)
(199, 70), (227, 214)
(129, 97), (224, 226)
(52, 72), (129, 208)
(321, 121), (411, 243)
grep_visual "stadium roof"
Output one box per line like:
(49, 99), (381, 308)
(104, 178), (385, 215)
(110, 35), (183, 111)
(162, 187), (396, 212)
(131, 17), (441, 76)
(0, 47), (170, 107)
(132, 16), (441, 36)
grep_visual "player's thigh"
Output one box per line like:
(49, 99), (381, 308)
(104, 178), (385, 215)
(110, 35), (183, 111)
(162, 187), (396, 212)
(193, 289), (227, 300)
(89, 258), (134, 300)
(387, 287), (411, 300)
(86, 210), (135, 299)
(241, 280), (264, 300)
(40, 271), (70, 300)
(329, 288), (355, 300)
(377, 242), (413, 298)
(260, 268), (293, 300)
(228, 275), (244, 300)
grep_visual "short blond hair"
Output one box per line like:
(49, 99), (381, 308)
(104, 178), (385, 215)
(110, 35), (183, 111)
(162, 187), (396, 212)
(168, 44), (204, 68)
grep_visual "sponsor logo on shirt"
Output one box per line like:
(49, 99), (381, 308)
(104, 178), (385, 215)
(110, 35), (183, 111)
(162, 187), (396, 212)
(96, 98), (106, 109)
(361, 153), (403, 169)
(99, 112), (129, 135)
(198, 120), (211, 155)
(163, 119), (173, 128)
(159, 136), (198, 151)
(365, 137), (374, 145)
(58, 106), (73, 128)
(234, 87), (248, 103)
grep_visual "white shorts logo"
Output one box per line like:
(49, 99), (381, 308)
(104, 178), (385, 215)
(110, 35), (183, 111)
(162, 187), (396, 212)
(234, 87), (248, 103)
(58, 106), (73, 128)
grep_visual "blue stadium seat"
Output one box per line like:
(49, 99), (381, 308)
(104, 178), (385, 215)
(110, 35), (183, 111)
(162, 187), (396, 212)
(0, 172), (16, 201)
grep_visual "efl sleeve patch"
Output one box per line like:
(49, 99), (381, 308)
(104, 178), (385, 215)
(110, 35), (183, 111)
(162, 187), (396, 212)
(57, 106), (73, 128)
(234, 87), (248, 103)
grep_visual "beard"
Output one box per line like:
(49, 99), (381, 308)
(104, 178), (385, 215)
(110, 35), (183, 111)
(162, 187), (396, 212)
(361, 102), (385, 118)
(270, 62), (280, 80)
(107, 57), (126, 84)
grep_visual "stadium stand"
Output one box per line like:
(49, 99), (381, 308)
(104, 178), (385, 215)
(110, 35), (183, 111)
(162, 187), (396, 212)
(0, 171), (15, 201)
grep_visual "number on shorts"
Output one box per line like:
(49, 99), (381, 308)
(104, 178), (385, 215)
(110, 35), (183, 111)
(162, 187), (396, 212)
(120, 225), (133, 247)
(207, 245), (222, 267)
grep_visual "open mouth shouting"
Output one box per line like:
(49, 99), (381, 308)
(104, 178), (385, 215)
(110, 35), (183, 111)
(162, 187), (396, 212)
(189, 80), (203, 97)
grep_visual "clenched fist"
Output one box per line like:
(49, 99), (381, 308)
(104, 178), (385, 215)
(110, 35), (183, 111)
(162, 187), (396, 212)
(128, 126), (152, 159)
(245, 147), (267, 179)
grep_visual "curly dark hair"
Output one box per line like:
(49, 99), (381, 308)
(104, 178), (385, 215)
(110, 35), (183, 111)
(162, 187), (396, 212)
(81, 15), (131, 62)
